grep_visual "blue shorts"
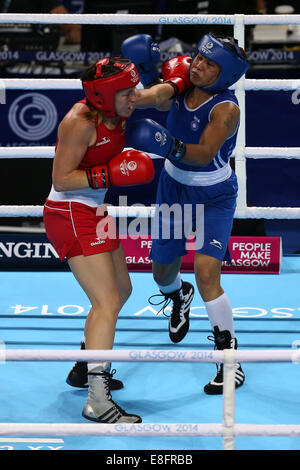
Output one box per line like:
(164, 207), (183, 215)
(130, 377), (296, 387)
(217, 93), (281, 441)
(150, 168), (237, 264)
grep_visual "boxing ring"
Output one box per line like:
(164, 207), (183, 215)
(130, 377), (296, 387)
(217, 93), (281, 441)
(1, 13), (300, 452)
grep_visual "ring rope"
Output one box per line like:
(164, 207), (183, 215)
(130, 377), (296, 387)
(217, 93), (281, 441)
(2, 78), (300, 91)
(1, 348), (299, 362)
(1, 205), (300, 219)
(1, 146), (299, 159)
(0, 423), (300, 437)
(0, 13), (300, 25)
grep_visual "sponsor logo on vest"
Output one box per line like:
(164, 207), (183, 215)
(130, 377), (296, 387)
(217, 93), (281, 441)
(95, 137), (111, 146)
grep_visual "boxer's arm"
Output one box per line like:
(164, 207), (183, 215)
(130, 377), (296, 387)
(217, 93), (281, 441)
(135, 56), (192, 111)
(52, 112), (95, 191)
(135, 83), (174, 111)
(181, 102), (240, 166)
(127, 102), (239, 166)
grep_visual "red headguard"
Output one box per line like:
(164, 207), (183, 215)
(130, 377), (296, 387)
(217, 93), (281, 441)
(82, 58), (140, 117)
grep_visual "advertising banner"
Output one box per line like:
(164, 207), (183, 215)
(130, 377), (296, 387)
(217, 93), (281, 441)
(122, 236), (282, 274)
(0, 234), (281, 274)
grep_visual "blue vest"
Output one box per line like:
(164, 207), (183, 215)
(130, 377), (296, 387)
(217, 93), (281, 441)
(166, 89), (239, 173)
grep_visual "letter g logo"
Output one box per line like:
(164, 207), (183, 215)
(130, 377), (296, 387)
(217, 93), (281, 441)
(8, 93), (58, 140)
(292, 89), (300, 105)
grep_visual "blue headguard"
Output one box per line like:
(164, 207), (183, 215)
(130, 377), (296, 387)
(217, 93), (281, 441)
(194, 33), (250, 93)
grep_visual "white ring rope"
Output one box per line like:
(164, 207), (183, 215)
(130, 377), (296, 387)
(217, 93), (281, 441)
(0, 13), (300, 25)
(1, 348), (299, 363)
(1, 205), (300, 219)
(2, 78), (300, 91)
(1, 146), (300, 159)
(1, 423), (300, 438)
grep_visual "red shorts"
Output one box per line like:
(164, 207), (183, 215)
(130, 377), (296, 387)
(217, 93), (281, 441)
(43, 199), (120, 261)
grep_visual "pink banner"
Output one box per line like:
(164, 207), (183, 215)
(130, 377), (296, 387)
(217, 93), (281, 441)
(221, 237), (282, 274)
(122, 236), (282, 274)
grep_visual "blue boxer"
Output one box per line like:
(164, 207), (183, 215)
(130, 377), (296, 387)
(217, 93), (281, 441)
(147, 88), (239, 264)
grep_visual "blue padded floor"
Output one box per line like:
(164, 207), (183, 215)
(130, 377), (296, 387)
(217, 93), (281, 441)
(0, 256), (300, 451)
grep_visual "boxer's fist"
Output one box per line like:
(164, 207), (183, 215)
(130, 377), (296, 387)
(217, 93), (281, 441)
(162, 56), (192, 96)
(121, 34), (160, 87)
(127, 119), (186, 162)
(86, 149), (154, 189)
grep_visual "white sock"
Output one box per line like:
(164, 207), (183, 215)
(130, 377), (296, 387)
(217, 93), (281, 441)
(87, 362), (109, 373)
(204, 292), (235, 337)
(157, 273), (182, 294)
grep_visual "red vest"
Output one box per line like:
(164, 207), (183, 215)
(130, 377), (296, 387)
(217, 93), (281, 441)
(78, 99), (127, 169)
(56, 99), (127, 170)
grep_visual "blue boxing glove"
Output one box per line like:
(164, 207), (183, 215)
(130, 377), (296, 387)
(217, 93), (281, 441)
(127, 119), (186, 162)
(121, 34), (160, 87)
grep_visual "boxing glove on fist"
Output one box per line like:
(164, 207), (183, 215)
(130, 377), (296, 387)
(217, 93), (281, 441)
(121, 34), (160, 87)
(162, 56), (192, 96)
(86, 149), (154, 189)
(127, 119), (186, 162)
